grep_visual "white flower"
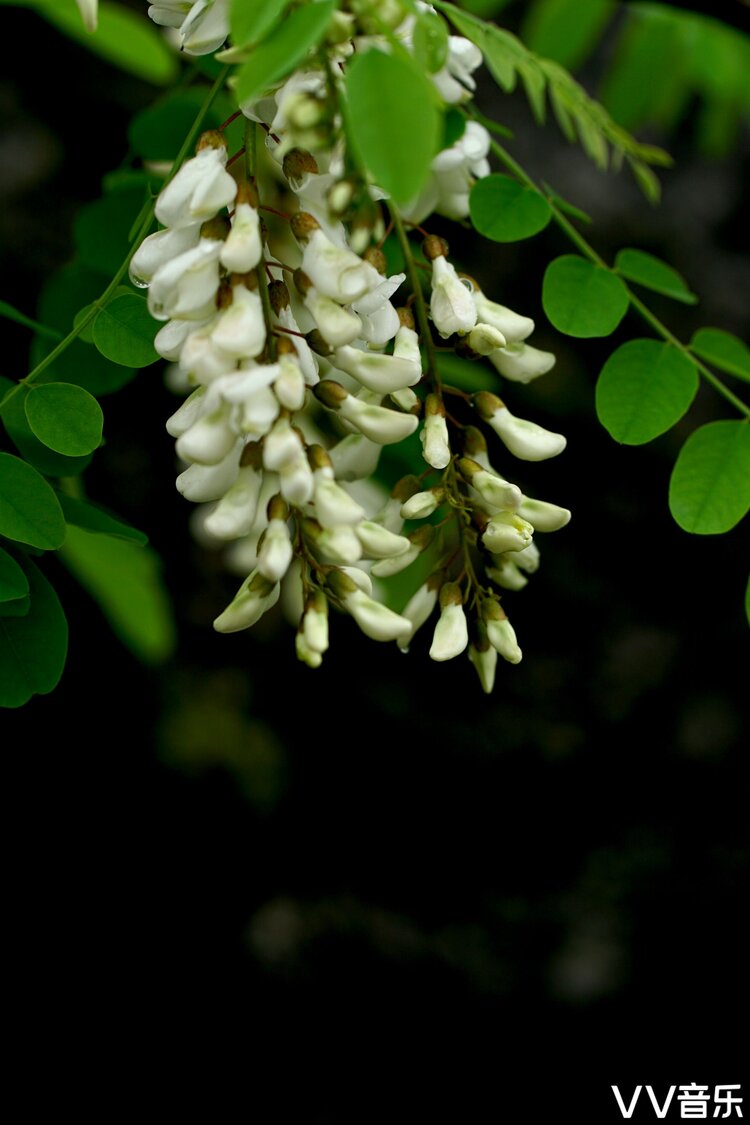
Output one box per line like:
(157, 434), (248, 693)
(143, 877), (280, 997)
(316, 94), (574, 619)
(310, 522), (363, 565)
(300, 226), (381, 304)
(76, 0), (98, 31)
(356, 302), (401, 348)
(312, 466), (367, 528)
(482, 511), (534, 555)
(176, 440), (242, 501)
(328, 433), (382, 481)
(327, 571), (411, 642)
(355, 521), (411, 560)
(370, 526), (431, 578)
(258, 500), (293, 581)
(148, 238), (222, 321)
(179, 324), (236, 382)
(331, 345), (421, 394)
(430, 255), (477, 338)
(155, 316), (208, 362)
(432, 36), (483, 104)
(457, 458), (522, 512)
(274, 353), (307, 412)
(420, 394), (451, 469)
(472, 291), (535, 343)
(467, 323), (506, 356)
(397, 578), (440, 652)
(176, 400), (236, 465)
(295, 631), (323, 668)
(180, 0), (230, 55)
(486, 557), (528, 591)
(129, 225), (201, 288)
(484, 602), (522, 664)
(220, 200), (262, 273)
(203, 462), (265, 539)
(148, 3), (192, 31)
(400, 488), (444, 520)
(513, 542), (541, 574)
(303, 287), (363, 347)
(263, 416), (304, 472)
(475, 393), (567, 462)
(315, 382), (419, 446)
(213, 568), (280, 633)
(468, 632), (498, 694)
(518, 497), (571, 532)
(351, 271), (406, 318)
(279, 449), (314, 506)
(210, 283), (266, 359)
(302, 591), (329, 654)
(429, 583), (468, 662)
(489, 342), (556, 384)
(155, 141), (236, 229)
(165, 385), (208, 437)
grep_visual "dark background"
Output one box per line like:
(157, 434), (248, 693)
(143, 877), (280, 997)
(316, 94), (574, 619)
(2, 1), (747, 1115)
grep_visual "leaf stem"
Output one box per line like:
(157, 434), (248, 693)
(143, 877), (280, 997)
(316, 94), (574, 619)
(0, 66), (230, 414)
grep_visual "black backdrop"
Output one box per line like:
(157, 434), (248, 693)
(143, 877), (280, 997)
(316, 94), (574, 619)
(2, 3), (748, 1116)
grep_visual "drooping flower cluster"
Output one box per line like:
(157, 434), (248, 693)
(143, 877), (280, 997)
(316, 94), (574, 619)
(137, 0), (571, 690)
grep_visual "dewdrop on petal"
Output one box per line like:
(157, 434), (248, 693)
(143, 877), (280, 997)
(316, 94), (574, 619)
(474, 392), (567, 462)
(326, 570), (412, 643)
(420, 394), (451, 470)
(429, 582), (469, 662)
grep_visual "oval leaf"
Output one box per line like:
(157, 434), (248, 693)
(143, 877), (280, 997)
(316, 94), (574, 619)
(25, 383), (103, 457)
(615, 248), (697, 304)
(470, 174), (551, 242)
(543, 255), (629, 337)
(230, 0), (291, 50)
(0, 560), (68, 709)
(92, 293), (159, 368)
(0, 546), (29, 604)
(345, 49), (441, 205)
(690, 328), (750, 384)
(669, 420), (750, 535)
(61, 527), (176, 665)
(57, 493), (148, 545)
(234, 0), (336, 105)
(0, 452), (66, 550)
(413, 10), (449, 74)
(34, 0), (179, 85)
(0, 380), (93, 478)
(596, 339), (698, 444)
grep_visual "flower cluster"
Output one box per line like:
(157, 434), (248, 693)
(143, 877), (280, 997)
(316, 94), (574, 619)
(137, 0), (571, 690)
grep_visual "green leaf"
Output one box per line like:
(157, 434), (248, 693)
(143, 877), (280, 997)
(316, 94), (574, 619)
(596, 339), (698, 445)
(35, 263), (136, 395)
(541, 181), (591, 224)
(31, 0), (179, 85)
(0, 559), (68, 708)
(234, 0), (337, 105)
(0, 546), (29, 605)
(0, 452), (66, 550)
(690, 328), (750, 384)
(522, 0), (616, 71)
(57, 493), (148, 546)
(413, 10), (449, 74)
(470, 174), (551, 242)
(600, 5), (686, 132)
(0, 298), (61, 340)
(74, 184), (146, 277)
(230, 0), (291, 48)
(436, 352), (497, 393)
(92, 294), (159, 368)
(542, 255), (629, 337)
(0, 379), (93, 478)
(345, 49), (441, 205)
(61, 527), (176, 665)
(25, 383), (103, 457)
(442, 107), (466, 149)
(129, 89), (238, 163)
(669, 421), (750, 535)
(615, 248), (697, 304)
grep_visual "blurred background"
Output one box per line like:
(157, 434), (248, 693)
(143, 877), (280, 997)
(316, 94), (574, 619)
(2, 0), (748, 1114)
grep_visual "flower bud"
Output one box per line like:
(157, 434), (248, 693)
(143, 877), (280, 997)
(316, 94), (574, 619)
(518, 496), (571, 532)
(483, 600), (522, 664)
(429, 582), (468, 662)
(213, 569), (280, 634)
(473, 393), (567, 461)
(420, 393), (451, 469)
(400, 487), (445, 520)
(488, 342), (556, 384)
(326, 570), (412, 642)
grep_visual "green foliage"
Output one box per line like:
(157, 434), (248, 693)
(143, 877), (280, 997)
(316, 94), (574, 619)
(434, 0), (670, 200)
(0, 452), (66, 550)
(129, 89), (240, 162)
(413, 9), (450, 74)
(542, 255), (629, 337)
(230, 0), (292, 50)
(436, 353), (497, 393)
(233, 0), (337, 104)
(0, 299), (61, 341)
(74, 183), (148, 277)
(690, 329), (750, 385)
(92, 294), (160, 368)
(61, 527), (176, 665)
(56, 493), (148, 545)
(596, 340), (698, 445)
(0, 547), (29, 607)
(0, 560), (68, 709)
(615, 249), (697, 305)
(521, 0), (616, 71)
(24, 383), (103, 457)
(345, 49), (442, 205)
(668, 421), (750, 535)
(1, 380), (94, 477)
(10, 0), (179, 85)
(470, 174), (551, 242)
